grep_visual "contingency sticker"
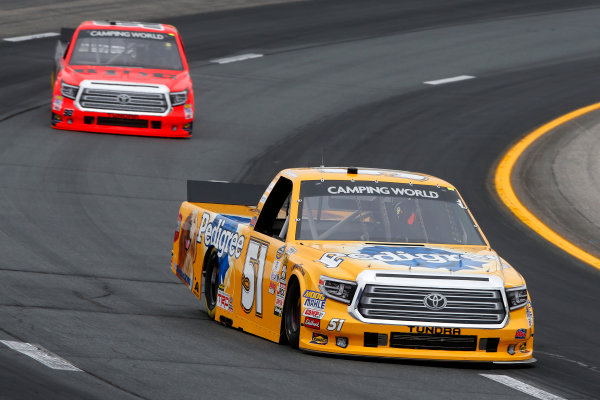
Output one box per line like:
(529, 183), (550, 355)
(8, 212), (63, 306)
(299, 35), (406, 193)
(274, 263), (287, 317)
(303, 290), (326, 313)
(217, 289), (233, 313)
(310, 332), (328, 345)
(304, 317), (320, 330)
(526, 301), (534, 328)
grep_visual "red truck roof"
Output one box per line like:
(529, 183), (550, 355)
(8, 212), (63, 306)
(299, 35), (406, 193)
(76, 20), (179, 35)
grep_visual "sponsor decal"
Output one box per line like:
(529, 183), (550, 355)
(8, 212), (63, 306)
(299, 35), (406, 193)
(223, 214), (253, 224)
(198, 212), (245, 259)
(303, 299), (326, 309)
(515, 329), (527, 339)
(74, 68), (97, 74)
(319, 246), (496, 271)
(52, 95), (63, 111)
(217, 289), (233, 312)
(291, 263), (305, 276)
(176, 210), (199, 288)
(84, 30), (166, 40)
(268, 281), (277, 294)
(304, 317), (320, 330)
(526, 301), (534, 328)
(270, 260), (282, 280)
(274, 300), (283, 316)
(279, 263), (287, 283)
(310, 332), (328, 345)
(285, 247), (297, 256)
(184, 104), (193, 119)
(327, 185), (439, 198)
(318, 253), (344, 269)
(277, 282), (287, 297)
(249, 216), (257, 228)
(408, 326), (461, 335)
(302, 308), (325, 319)
(73, 68), (175, 79)
(108, 113), (139, 119)
(303, 290), (326, 301)
(175, 266), (191, 286)
(274, 263), (287, 317)
(303, 290), (326, 311)
(276, 245), (286, 259)
(63, 109), (74, 117)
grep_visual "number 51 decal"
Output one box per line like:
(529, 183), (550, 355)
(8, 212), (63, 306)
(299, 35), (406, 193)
(327, 318), (345, 331)
(241, 238), (268, 317)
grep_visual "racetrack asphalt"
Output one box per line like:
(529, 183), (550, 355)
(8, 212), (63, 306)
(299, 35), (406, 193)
(1, 1), (600, 399)
(514, 108), (600, 261)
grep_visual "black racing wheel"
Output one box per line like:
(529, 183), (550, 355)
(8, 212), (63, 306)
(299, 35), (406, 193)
(283, 278), (301, 348)
(203, 248), (219, 320)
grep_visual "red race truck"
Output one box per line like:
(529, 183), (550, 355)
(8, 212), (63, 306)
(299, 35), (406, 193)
(51, 21), (193, 137)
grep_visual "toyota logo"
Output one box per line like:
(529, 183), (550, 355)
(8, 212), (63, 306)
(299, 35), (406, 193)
(117, 94), (131, 104)
(423, 293), (447, 311)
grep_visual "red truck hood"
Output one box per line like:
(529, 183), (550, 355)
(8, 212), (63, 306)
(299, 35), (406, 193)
(61, 65), (190, 91)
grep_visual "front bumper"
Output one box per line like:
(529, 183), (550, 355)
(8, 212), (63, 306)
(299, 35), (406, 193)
(299, 271), (534, 362)
(299, 302), (534, 362)
(51, 96), (193, 138)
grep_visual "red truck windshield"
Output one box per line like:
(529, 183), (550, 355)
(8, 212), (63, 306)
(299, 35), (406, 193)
(69, 29), (183, 70)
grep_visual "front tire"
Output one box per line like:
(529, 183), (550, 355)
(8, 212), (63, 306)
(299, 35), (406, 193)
(283, 279), (301, 348)
(203, 248), (219, 320)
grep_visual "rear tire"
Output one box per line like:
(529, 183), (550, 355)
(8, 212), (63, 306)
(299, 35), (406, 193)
(203, 248), (219, 320)
(283, 279), (301, 348)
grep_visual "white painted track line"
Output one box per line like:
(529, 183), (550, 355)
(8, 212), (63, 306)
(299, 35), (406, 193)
(480, 374), (566, 400)
(424, 75), (475, 85)
(1, 340), (81, 371)
(3, 32), (59, 42)
(210, 53), (264, 64)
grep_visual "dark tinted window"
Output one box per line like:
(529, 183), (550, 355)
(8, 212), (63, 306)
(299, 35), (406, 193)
(70, 29), (183, 70)
(296, 180), (485, 245)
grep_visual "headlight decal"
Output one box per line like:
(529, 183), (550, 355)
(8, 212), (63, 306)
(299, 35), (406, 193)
(170, 89), (188, 106)
(318, 276), (358, 304)
(60, 82), (79, 100)
(506, 286), (528, 310)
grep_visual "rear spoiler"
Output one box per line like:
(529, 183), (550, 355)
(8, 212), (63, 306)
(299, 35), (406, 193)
(187, 180), (265, 206)
(59, 27), (75, 42)
(54, 28), (75, 72)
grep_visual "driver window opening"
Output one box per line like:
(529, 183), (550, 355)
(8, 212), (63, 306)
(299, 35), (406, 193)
(254, 177), (293, 240)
